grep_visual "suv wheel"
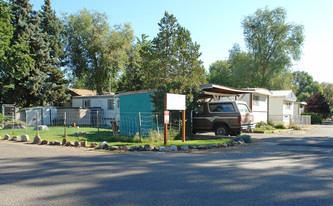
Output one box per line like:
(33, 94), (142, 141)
(215, 125), (229, 136)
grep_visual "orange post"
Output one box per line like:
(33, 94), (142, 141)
(182, 110), (186, 142)
(164, 93), (167, 145)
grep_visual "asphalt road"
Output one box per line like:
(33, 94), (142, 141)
(1, 123), (333, 206)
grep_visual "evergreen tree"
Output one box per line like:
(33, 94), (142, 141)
(39, 0), (69, 105)
(4, 0), (68, 106)
(149, 12), (207, 127)
(5, 0), (35, 105)
(143, 12), (206, 89)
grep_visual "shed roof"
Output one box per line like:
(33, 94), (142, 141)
(270, 90), (297, 102)
(200, 84), (252, 100)
(243, 88), (272, 96)
(68, 88), (98, 96)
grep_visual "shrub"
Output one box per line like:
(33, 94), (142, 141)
(291, 125), (301, 130)
(133, 132), (141, 143)
(233, 135), (252, 143)
(261, 125), (275, 130)
(302, 112), (322, 124)
(274, 122), (286, 129)
(148, 130), (163, 142)
(255, 121), (267, 128)
(3, 120), (26, 129)
(267, 119), (275, 127)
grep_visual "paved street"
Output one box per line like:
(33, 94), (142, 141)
(1, 123), (333, 206)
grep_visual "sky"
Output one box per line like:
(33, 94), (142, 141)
(29, 0), (333, 83)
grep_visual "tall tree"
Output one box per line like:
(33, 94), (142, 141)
(143, 12), (206, 89)
(207, 60), (233, 87)
(149, 12), (207, 134)
(292, 71), (323, 101)
(321, 82), (333, 112)
(3, 0), (35, 106)
(242, 7), (304, 88)
(118, 34), (149, 92)
(64, 9), (134, 94)
(38, 0), (69, 105)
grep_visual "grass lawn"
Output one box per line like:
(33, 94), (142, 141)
(0, 126), (233, 147)
(253, 128), (288, 133)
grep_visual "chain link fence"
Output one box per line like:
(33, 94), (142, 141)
(1, 108), (183, 142)
(269, 115), (311, 127)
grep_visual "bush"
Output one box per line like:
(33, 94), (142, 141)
(274, 122), (287, 129)
(148, 130), (163, 142)
(233, 135), (252, 143)
(255, 121), (267, 128)
(267, 119), (275, 127)
(291, 125), (301, 130)
(302, 112), (322, 124)
(3, 120), (26, 129)
(260, 125), (275, 130)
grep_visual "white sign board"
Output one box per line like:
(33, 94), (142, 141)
(166, 93), (186, 110)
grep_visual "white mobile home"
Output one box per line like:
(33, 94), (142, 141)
(220, 88), (271, 124)
(269, 90), (297, 123)
(72, 94), (120, 126)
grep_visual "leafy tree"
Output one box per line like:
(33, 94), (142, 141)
(306, 92), (330, 118)
(292, 71), (323, 101)
(117, 34), (149, 91)
(207, 60), (233, 87)
(64, 9), (134, 94)
(227, 44), (258, 88)
(242, 7), (304, 89)
(321, 82), (333, 112)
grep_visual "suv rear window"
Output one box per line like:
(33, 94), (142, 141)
(209, 102), (235, 112)
(237, 103), (250, 113)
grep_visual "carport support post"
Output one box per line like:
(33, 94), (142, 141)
(182, 110), (185, 142)
(164, 93), (167, 146)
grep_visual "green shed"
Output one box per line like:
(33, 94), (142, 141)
(118, 90), (158, 136)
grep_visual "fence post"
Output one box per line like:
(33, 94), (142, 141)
(12, 111), (15, 135)
(64, 112), (67, 137)
(36, 110), (39, 136)
(138, 112), (142, 142)
(178, 112), (181, 131)
(97, 110), (100, 139)
(156, 114), (159, 139)
(25, 110), (28, 135)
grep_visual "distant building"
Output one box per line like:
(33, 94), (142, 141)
(269, 90), (297, 123)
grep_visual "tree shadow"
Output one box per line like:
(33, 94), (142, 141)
(0, 135), (333, 205)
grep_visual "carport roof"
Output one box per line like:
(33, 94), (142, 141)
(200, 84), (253, 99)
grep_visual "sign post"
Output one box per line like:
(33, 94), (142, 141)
(164, 93), (186, 145)
(164, 93), (168, 145)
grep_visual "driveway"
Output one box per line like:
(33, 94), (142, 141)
(0, 124), (333, 206)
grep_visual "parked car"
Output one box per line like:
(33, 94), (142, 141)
(192, 101), (255, 136)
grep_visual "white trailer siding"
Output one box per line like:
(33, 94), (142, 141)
(72, 95), (120, 126)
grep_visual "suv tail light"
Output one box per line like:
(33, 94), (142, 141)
(238, 115), (242, 123)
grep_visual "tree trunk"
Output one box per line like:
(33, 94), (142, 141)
(97, 83), (103, 95)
